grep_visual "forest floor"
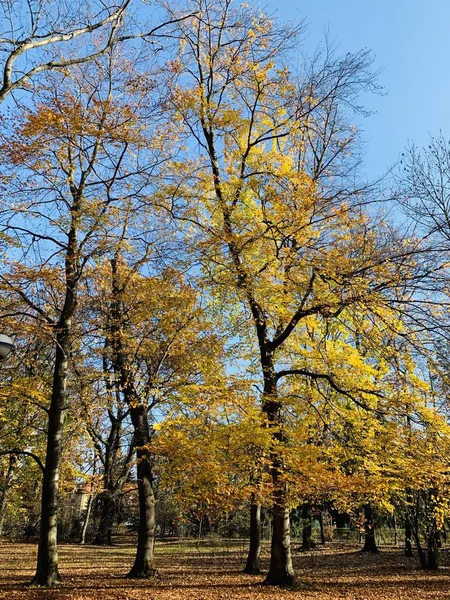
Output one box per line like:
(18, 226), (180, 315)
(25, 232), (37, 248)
(1, 538), (450, 599)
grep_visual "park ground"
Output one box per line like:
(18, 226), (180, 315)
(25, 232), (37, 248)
(1, 539), (450, 599)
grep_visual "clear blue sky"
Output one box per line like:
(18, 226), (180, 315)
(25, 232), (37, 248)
(263, 0), (448, 180)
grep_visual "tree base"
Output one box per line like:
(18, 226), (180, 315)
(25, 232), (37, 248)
(243, 564), (261, 575)
(126, 566), (158, 579)
(361, 541), (379, 554)
(29, 570), (61, 587)
(263, 572), (297, 588)
(299, 542), (317, 551)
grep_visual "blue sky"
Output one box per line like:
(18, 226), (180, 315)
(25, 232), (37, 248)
(262, 0), (448, 180)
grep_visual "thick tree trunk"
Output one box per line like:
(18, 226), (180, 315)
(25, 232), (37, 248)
(244, 499), (261, 574)
(127, 407), (157, 579)
(0, 454), (17, 535)
(108, 255), (157, 579)
(93, 492), (116, 545)
(301, 503), (314, 550)
(361, 505), (379, 553)
(405, 518), (414, 556)
(262, 368), (295, 586)
(32, 329), (71, 586)
(264, 490), (295, 586)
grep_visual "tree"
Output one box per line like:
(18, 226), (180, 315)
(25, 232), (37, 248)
(0, 54), (160, 584)
(88, 255), (225, 577)
(70, 334), (135, 546)
(0, 323), (51, 534)
(162, 0), (421, 585)
(0, 0), (133, 103)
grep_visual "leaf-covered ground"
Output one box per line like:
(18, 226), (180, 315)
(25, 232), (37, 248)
(1, 539), (450, 599)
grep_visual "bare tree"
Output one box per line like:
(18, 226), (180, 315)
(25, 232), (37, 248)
(0, 0), (133, 102)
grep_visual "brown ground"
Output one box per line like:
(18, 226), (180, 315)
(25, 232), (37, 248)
(1, 540), (450, 599)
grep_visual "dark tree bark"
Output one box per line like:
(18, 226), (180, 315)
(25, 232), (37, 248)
(407, 491), (440, 570)
(426, 522), (439, 571)
(301, 503), (314, 550)
(262, 374), (295, 587)
(126, 406), (156, 578)
(90, 352), (134, 547)
(410, 519), (439, 570)
(93, 492), (116, 545)
(415, 538), (428, 570)
(409, 500), (428, 569)
(361, 505), (379, 553)
(31, 181), (81, 586)
(244, 499), (261, 574)
(405, 517), (414, 556)
(32, 325), (73, 586)
(108, 257), (157, 579)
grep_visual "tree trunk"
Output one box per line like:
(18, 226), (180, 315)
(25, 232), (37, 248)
(426, 519), (439, 571)
(414, 537), (428, 569)
(318, 510), (326, 545)
(108, 255), (157, 579)
(244, 499), (261, 574)
(93, 492), (116, 545)
(127, 407), (157, 579)
(32, 328), (71, 586)
(90, 354), (130, 546)
(31, 177), (80, 586)
(262, 369), (295, 587)
(79, 494), (94, 545)
(0, 454), (17, 535)
(409, 510), (428, 568)
(405, 518), (414, 556)
(301, 503), (314, 550)
(261, 508), (268, 541)
(361, 505), (379, 553)
(264, 490), (295, 586)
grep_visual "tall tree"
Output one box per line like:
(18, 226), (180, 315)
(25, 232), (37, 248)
(0, 55), (160, 585)
(163, 0), (421, 585)
(89, 257), (224, 577)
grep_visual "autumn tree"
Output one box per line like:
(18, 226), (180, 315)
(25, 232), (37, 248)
(88, 252), (225, 577)
(70, 353), (135, 546)
(152, 389), (271, 539)
(0, 52), (164, 584)
(0, 306), (55, 534)
(68, 302), (136, 546)
(161, 0), (428, 585)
